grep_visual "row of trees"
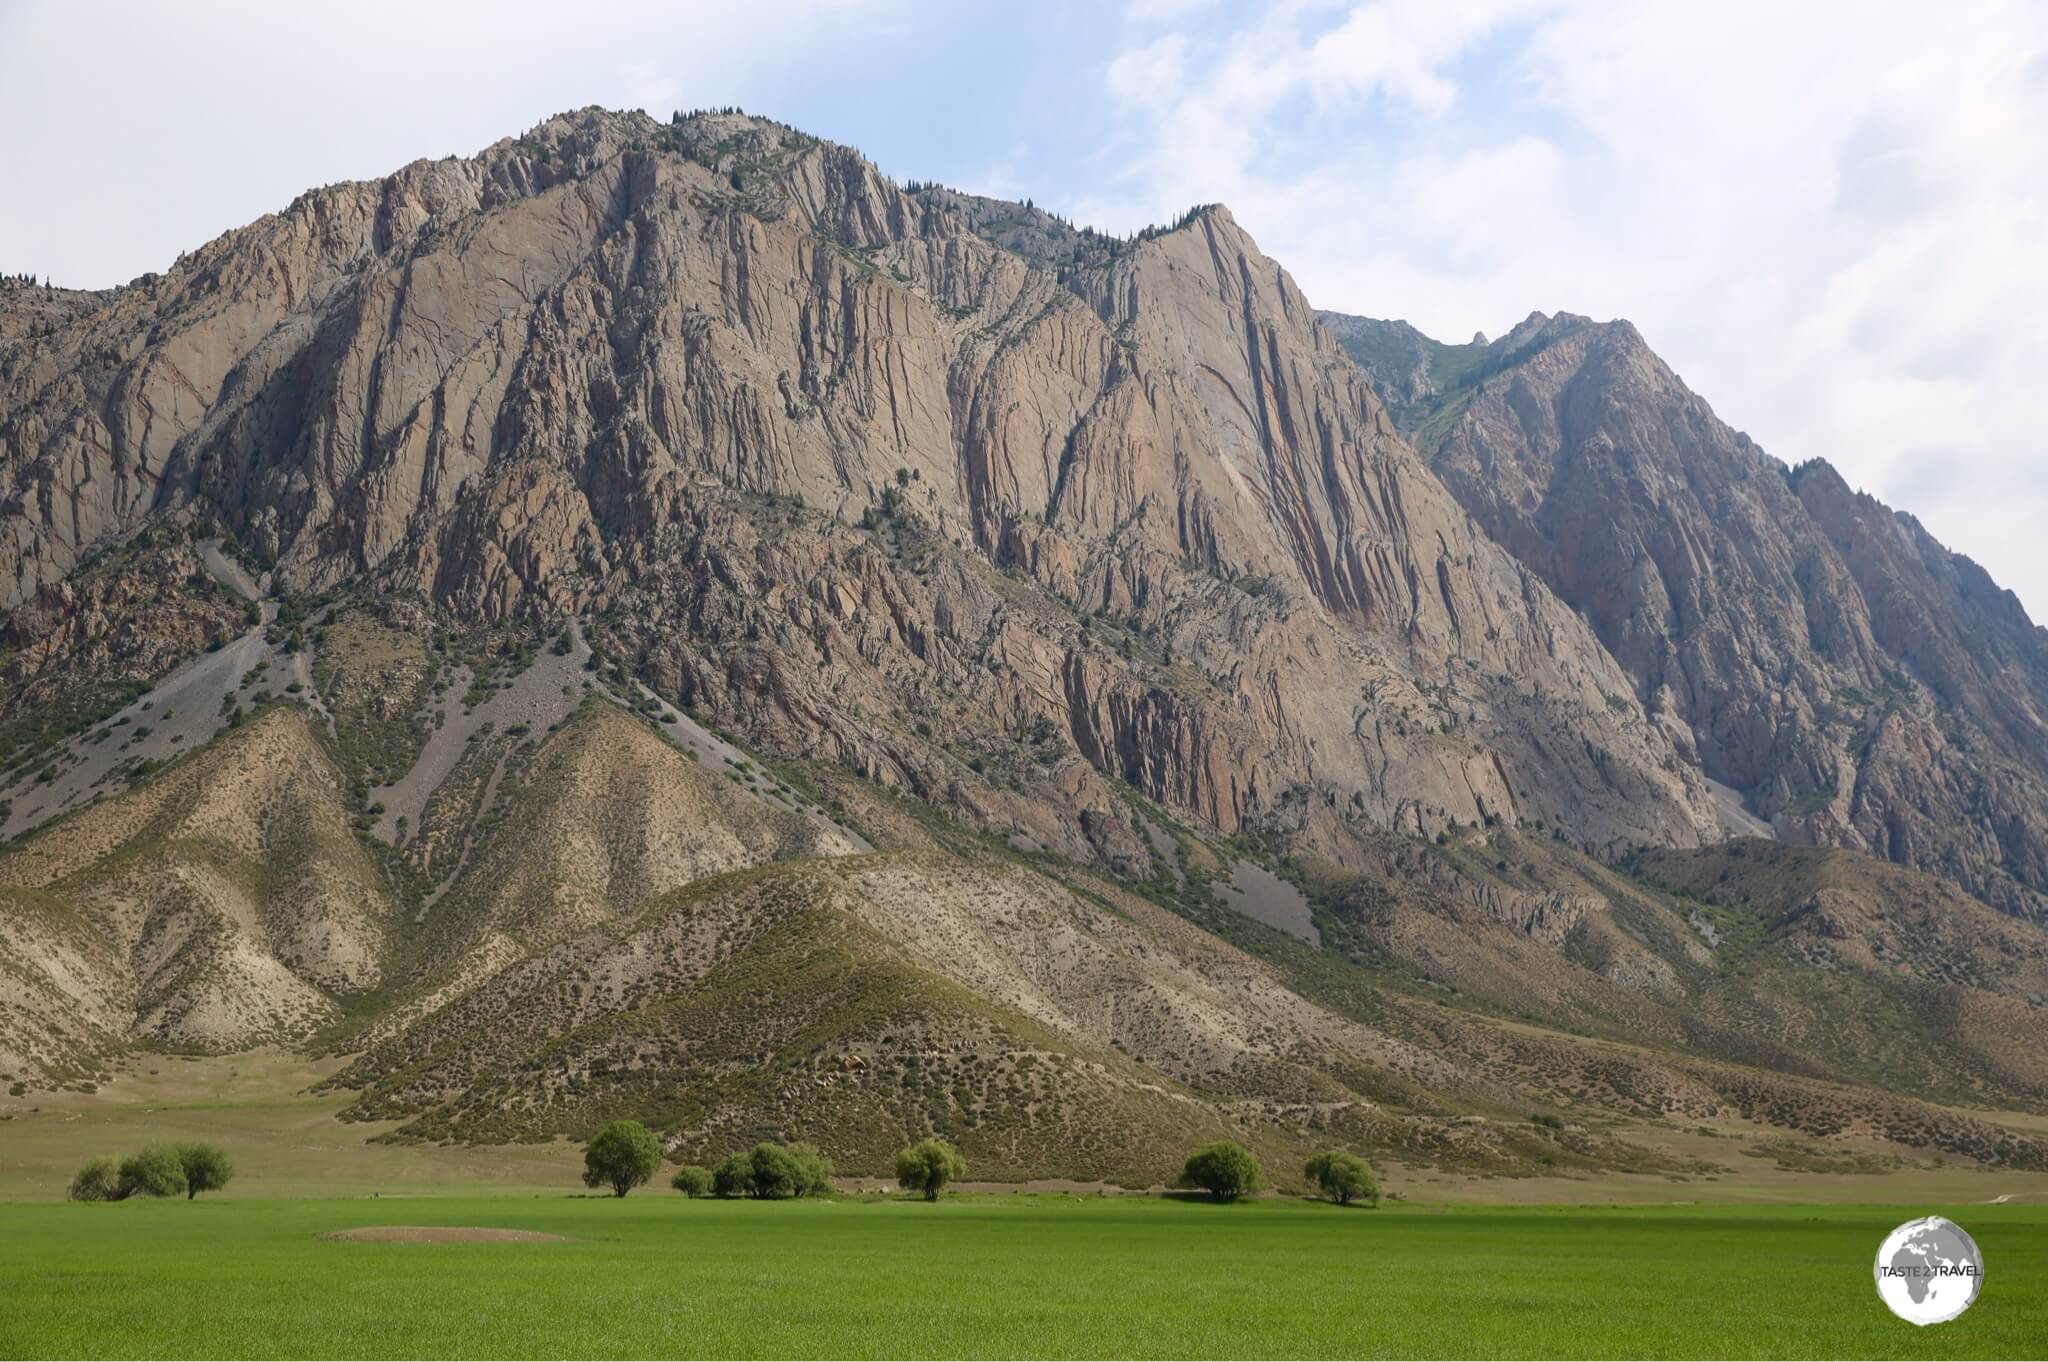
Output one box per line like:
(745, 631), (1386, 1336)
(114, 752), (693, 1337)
(585, 1122), (1370, 1206)
(683, 1142), (835, 1200)
(1177, 1142), (1377, 1205)
(68, 1143), (233, 1201)
(583, 1121), (971, 1201)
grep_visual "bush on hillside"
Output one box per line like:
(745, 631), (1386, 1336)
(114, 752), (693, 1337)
(671, 1165), (714, 1198)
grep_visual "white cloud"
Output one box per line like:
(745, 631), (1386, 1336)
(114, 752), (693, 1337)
(0, 0), (889, 287)
(1126, 0), (1219, 23)
(1084, 0), (2048, 618)
(619, 62), (685, 118)
(1106, 35), (1191, 107)
(1305, 0), (1530, 111)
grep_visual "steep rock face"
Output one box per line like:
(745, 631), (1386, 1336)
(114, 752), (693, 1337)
(0, 522), (244, 766)
(0, 109), (1717, 863)
(1327, 310), (2048, 918)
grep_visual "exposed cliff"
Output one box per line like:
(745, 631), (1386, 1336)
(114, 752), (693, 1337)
(0, 109), (1719, 865)
(1327, 310), (2048, 918)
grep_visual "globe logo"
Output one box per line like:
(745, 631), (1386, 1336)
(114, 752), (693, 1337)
(1874, 1216), (1983, 1325)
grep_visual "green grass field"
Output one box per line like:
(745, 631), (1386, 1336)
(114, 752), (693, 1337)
(1, 1196), (2039, 1359)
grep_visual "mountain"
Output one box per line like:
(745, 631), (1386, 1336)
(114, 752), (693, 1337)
(9, 695), (2046, 1181)
(0, 108), (1720, 872)
(1324, 311), (2048, 922)
(2, 109), (2046, 1185)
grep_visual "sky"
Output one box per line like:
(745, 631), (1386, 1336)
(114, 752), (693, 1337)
(2, 0), (2043, 618)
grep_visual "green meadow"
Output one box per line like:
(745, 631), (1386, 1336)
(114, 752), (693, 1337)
(1, 1196), (2040, 1359)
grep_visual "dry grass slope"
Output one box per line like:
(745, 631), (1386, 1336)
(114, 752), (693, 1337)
(5, 687), (2048, 1190)
(0, 708), (393, 1077)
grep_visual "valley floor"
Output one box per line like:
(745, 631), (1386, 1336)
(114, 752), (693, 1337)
(6, 1050), (2048, 1207)
(6, 1054), (2046, 1357)
(2, 1195), (2042, 1359)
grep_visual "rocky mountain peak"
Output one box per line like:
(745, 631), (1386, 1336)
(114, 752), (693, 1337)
(1324, 304), (2048, 918)
(0, 105), (1726, 880)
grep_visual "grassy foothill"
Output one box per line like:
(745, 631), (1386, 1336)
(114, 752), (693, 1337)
(1, 1195), (2041, 1359)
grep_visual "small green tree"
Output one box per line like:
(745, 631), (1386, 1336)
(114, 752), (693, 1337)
(894, 1138), (966, 1201)
(1178, 1141), (1262, 1202)
(176, 1143), (234, 1200)
(787, 1141), (834, 1197)
(118, 1146), (188, 1199)
(1303, 1150), (1377, 1206)
(744, 1143), (800, 1199)
(68, 1156), (122, 1202)
(581, 1120), (663, 1198)
(671, 1165), (714, 1198)
(711, 1152), (752, 1199)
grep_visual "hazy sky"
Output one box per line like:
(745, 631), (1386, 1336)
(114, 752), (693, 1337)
(2, 0), (2043, 617)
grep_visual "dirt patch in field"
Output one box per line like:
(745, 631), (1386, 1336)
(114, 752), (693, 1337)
(322, 1226), (569, 1244)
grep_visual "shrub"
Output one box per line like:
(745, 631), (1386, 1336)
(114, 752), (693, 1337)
(176, 1142), (234, 1199)
(1303, 1150), (1377, 1206)
(581, 1120), (663, 1198)
(118, 1146), (188, 1199)
(894, 1138), (966, 1201)
(1178, 1141), (1262, 1202)
(734, 1142), (833, 1199)
(746, 1143), (803, 1200)
(671, 1165), (714, 1198)
(784, 1142), (834, 1198)
(711, 1152), (752, 1198)
(68, 1156), (121, 1202)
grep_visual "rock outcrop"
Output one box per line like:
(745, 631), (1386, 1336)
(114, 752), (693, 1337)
(1327, 311), (2048, 918)
(0, 108), (1719, 864)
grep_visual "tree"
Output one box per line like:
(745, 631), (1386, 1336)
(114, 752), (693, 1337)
(745, 1142), (832, 1199)
(1303, 1150), (1377, 1206)
(581, 1120), (663, 1198)
(1178, 1141), (1262, 1202)
(894, 1138), (966, 1201)
(714, 1142), (837, 1200)
(671, 1165), (714, 1198)
(745, 1143), (803, 1199)
(68, 1156), (121, 1202)
(786, 1141), (834, 1197)
(176, 1143), (234, 1199)
(711, 1152), (752, 1198)
(118, 1146), (189, 1199)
